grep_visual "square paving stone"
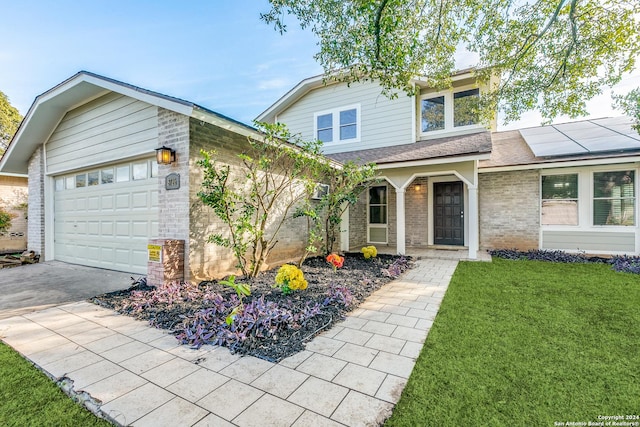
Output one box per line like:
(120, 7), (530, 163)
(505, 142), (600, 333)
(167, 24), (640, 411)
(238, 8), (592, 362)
(332, 363), (387, 396)
(196, 347), (241, 372)
(385, 313), (418, 328)
(332, 343), (378, 366)
(197, 379), (263, 421)
(28, 341), (84, 367)
(360, 320), (397, 336)
(337, 316), (368, 330)
(68, 359), (124, 390)
(141, 357), (201, 387)
(304, 336), (345, 356)
(42, 350), (104, 378)
(233, 394), (304, 427)
(55, 321), (102, 338)
(376, 374), (407, 403)
(278, 350), (313, 369)
(251, 364), (308, 399)
(133, 396), (209, 427)
(357, 309), (390, 322)
(364, 334), (406, 354)
(18, 333), (72, 356)
(192, 413), (235, 427)
(68, 326), (117, 345)
(391, 326), (427, 343)
(100, 382), (173, 426)
(292, 411), (344, 427)
(82, 370), (148, 404)
(369, 352), (416, 378)
(219, 355), (273, 384)
(166, 368), (229, 402)
(83, 333), (134, 354)
(101, 341), (153, 363)
(333, 327), (373, 346)
(128, 327), (170, 343)
(400, 341), (424, 358)
(331, 391), (393, 427)
(287, 376), (348, 417)
(119, 348), (176, 374)
(147, 335), (181, 351)
(295, 353), (346, 381)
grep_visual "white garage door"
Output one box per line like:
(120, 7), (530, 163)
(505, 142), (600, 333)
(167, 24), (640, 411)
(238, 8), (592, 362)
(54, 159), (159, 274)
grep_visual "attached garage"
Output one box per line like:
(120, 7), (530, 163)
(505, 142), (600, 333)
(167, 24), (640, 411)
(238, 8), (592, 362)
(53, 159), (159, 273)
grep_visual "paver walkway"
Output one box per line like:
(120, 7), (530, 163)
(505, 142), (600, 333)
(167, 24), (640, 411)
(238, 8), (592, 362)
(0, 258), (460, 426)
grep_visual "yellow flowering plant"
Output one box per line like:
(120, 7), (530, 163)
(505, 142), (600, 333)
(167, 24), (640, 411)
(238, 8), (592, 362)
(361, 245), (377, 259)
(274, 264), (308, 295)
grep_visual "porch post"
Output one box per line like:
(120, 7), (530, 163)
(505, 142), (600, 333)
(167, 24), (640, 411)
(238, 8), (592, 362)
(468, 185), (479, 259)
(396, 188), (406, 255)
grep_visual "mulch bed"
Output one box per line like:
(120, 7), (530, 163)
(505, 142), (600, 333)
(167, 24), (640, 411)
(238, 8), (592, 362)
(90, 253), (413, 362)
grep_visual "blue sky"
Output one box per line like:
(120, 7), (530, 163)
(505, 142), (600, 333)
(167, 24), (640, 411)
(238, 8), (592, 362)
(1, 1), (638, 130)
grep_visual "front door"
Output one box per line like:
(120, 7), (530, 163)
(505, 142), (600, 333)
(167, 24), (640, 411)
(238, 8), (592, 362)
(434, 181), (464, 246)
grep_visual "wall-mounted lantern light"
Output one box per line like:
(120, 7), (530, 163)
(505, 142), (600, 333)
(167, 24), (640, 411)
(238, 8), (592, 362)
(155, 146), (176, 165)
(415, 184), (421, 192)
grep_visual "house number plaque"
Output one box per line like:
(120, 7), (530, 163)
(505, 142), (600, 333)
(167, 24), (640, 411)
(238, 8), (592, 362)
(165, 173), (180, 190)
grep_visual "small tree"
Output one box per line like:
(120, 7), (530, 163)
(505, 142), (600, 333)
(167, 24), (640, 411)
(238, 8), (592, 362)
(296, 160), (377, 265)
(197, 122), (323, 277)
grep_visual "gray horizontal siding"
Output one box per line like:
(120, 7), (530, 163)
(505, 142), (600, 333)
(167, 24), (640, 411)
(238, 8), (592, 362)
(542, 230), (636, 252)
(277, 81), (413, 154)
(46, 92), (159, 174)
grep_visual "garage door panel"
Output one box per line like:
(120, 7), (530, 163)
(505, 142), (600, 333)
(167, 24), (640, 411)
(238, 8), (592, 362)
(101, 195), (113, 210)
(116, 193), (130, 210)
(54, 158), (159, 274)
(88, 196), (100, 211)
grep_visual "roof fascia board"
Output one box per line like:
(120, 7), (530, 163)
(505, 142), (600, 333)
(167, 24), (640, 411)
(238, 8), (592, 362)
(375, 153), (490, 169)
(256, 74), (326, 122)
(479, 155), (640, 173)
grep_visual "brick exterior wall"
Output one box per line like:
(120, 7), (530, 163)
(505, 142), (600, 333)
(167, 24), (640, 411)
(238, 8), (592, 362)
(157, 108), (191, 279)
(405, 177), (429, 246)
(479, 170), (540, 250)
(0, 175), (28, 253)
(349, 182), (398, 250)
(27, 146), (45, 256)
(147, 239), (185, 286)
(188, 119), (309, 281)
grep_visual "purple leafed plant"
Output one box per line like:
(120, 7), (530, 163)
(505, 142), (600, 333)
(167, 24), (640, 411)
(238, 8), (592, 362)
(381, 256), (412, 278)
(323, 284), (354, 307)
(123, 281), (207, 314)
(176, 295), (326, 350)
(489, 249), (610, 264)
(610, 255), (640, 274)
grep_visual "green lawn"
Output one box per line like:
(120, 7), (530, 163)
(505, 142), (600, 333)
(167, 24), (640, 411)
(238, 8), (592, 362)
(386, 258), (640, 426)
(0, 342), (112, 427)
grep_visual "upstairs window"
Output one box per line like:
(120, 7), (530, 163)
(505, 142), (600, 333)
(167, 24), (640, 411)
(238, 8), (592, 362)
(420, 87), (481, 135)
(314, 105), (360, 144)
(454, 89), (480, 127)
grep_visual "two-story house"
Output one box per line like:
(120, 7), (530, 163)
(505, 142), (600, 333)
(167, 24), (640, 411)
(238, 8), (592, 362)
(257, 71), (640, 259)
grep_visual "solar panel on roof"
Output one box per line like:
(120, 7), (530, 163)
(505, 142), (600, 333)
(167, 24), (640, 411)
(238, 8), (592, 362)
(519, 117), (640, 158)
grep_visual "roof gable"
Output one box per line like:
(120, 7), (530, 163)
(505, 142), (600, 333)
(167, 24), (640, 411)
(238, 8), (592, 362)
(0, 71), (258, 174)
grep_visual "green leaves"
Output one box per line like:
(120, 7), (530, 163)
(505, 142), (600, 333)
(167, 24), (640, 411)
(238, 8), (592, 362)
(0, 91), (22, 153)
(263, 0), (640, 124)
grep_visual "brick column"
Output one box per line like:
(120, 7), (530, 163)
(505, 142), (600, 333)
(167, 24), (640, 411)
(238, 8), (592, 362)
(147, 239), (185, 286)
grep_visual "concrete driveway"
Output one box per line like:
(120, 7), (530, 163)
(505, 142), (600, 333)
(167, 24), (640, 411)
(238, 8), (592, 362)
(0, 261), (139, 319)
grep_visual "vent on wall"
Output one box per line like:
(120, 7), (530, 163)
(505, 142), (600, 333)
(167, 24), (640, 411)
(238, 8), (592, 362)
(312, 183), (330, 200)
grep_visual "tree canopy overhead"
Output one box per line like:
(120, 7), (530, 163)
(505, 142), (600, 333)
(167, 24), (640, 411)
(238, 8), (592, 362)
(262, 0), (640, 124)
(0, 91), (22, 154)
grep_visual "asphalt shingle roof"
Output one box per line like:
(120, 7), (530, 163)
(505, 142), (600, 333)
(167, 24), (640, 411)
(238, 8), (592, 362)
(326, 131), (492, 165)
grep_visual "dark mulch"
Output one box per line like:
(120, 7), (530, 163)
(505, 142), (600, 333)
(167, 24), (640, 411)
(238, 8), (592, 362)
(91, 253), (413, 362)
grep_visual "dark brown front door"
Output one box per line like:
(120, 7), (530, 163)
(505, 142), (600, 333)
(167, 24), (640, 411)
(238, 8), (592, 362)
(434, 181), (464, 246)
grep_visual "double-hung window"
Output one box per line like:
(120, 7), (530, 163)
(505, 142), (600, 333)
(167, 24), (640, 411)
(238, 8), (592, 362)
(593, 170), (635, 226)
(314, 104), (360, 144)
(541, 174), (579, 225)
(368, 185), (388, 243)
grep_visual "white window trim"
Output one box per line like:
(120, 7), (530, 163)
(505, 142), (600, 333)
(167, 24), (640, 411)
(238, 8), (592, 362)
(367, 184), (388, 244)
(313, 104), (361, 144)
(419, 84), (483, 138)
(540, 165), (638, 231)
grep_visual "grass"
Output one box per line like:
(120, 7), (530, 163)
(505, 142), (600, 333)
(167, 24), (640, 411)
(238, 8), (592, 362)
(0, 342), (111, 427)
(386, 258), (640, 426)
